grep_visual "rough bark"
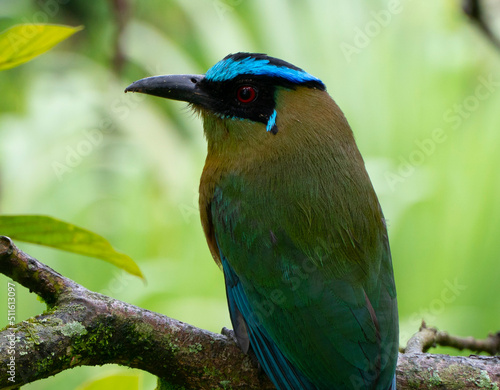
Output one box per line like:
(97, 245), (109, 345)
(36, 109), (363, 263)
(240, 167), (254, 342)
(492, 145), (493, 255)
(397, 353), (500, 389)
(0, 235), (499, 389)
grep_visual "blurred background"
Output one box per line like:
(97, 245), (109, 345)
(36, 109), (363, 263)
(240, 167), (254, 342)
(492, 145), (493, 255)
(1, 0), (499, 388)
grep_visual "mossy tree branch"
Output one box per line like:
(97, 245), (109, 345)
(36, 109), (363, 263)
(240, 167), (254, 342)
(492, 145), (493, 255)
(0, 236), (273, 389)
(0, 235), (499, 389)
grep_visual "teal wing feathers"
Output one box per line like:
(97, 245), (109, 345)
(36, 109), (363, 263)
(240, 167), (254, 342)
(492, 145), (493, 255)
(210, 175), (398, 389)
(221, 252), (316, 389)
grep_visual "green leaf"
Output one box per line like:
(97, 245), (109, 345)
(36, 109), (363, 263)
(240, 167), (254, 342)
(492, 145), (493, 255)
(0, 215), (143, 279)
(0, 24), (83, 71)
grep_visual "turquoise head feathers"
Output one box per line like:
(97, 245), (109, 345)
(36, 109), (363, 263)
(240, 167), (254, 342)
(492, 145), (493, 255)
(205, 53), (324, 85)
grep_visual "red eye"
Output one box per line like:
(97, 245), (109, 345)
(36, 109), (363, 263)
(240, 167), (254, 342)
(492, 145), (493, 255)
(237, 86), (257, 103)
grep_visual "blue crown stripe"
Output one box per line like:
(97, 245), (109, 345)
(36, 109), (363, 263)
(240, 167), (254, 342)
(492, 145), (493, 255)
(205, 57), (322, 85)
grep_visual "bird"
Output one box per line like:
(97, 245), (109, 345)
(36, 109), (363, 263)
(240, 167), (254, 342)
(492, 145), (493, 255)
(125, 52), (399, 390)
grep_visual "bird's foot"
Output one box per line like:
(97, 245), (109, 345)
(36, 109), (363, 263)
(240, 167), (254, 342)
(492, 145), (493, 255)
(221, 327), (261, 370)
(221, 327), (238, 344)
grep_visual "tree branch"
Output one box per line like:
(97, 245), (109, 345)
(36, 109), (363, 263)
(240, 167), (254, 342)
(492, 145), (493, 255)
(1, 235), (499, 389)
(0, 236), (274, 389)
(397, 353), (500, 389)
(404, 321), (500, 355)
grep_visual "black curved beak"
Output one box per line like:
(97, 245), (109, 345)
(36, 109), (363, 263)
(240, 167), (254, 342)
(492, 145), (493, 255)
(125, 74), (209, 106)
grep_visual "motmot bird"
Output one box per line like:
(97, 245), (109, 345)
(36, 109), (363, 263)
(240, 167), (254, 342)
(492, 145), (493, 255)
(126, 52), (398, 389)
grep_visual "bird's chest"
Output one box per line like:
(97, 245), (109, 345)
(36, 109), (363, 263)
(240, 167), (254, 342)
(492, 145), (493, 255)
(203, 161), (318, 274)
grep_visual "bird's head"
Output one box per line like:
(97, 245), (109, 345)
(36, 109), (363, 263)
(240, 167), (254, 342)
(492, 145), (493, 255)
(124, 53), (348, 154)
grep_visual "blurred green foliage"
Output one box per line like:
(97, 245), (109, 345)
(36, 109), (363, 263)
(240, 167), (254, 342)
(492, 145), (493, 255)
(1, 0), (499, 388)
